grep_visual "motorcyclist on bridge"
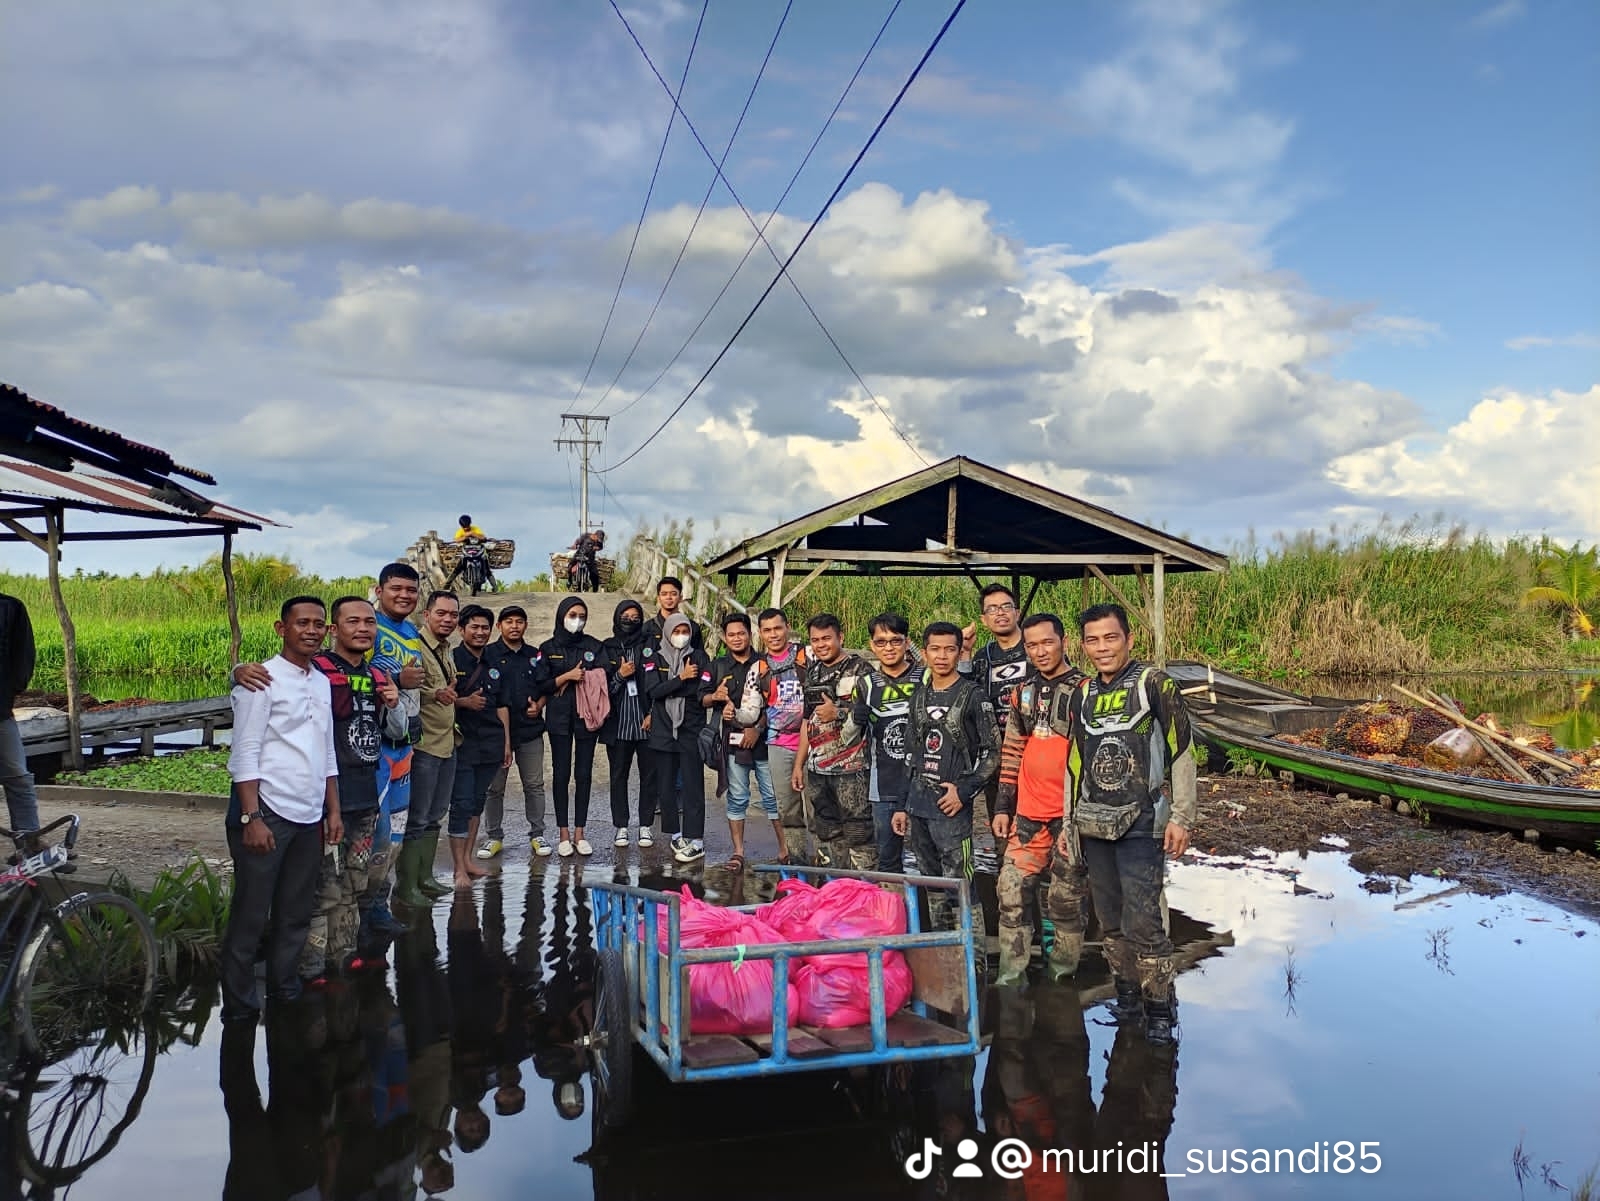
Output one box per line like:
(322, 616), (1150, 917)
(568, 529), (605, 592)
(446, 514), (497, 592)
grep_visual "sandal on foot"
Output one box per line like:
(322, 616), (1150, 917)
(723, 854), (745, 873)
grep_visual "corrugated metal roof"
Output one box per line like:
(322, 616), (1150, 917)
(0, 382), (215, 484)
(0, 459), (277, 528)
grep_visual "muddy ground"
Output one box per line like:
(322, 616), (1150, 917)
(32, 765), (1600, 918)
(1189, 771), (1600, 919)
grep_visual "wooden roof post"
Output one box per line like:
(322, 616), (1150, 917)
(1153, 552), (1167, 667)
(771, 544), (790, 609)
(222, 528), (242, 667)
(43, 507), (82, 771)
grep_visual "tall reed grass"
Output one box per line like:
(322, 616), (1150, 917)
(2, 553), (368, 685)
(730, 522), (1576, 677)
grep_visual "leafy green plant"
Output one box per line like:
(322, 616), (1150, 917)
(108, 859), (233, 980)
(58, 749), (232, 796)
(1225, 746), (1260, 777)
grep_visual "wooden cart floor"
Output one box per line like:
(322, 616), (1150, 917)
(672, 1011), (969, 1070)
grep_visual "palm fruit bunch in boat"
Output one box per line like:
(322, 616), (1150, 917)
(1399, 707), (1457, 755)
(1324, 702), (1414, 755)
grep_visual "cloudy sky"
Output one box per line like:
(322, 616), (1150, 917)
(1, 0), (1595, 577)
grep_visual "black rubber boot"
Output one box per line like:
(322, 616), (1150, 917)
(1110, 978), (1144, 1025)
(1144, 997), (1178, 1046)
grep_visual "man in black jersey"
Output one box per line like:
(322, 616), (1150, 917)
(302, 597), (409, 984)
(855, 612), (920, 872)
(1067, 604), (1196, 1046)
(962, 583), (1030, 842)
(893, 622), (1000, 931)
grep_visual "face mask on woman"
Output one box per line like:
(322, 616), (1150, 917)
(565, 614), (586, 634)
(670, 632), (691, 650)
(619, 616), (642, 634)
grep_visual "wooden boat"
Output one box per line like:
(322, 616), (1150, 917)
(1165, 662), (1600, 843)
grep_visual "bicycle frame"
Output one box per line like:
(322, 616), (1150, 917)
(0, 815), (82, 1013)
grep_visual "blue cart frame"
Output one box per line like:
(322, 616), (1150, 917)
(587, 865), (980, 1127)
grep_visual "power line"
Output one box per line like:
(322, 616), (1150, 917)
(602, 0), (963, 473)
(588, 0), (793, 416)
(569, 0), (709, 411)
(608, 0), (903, 425)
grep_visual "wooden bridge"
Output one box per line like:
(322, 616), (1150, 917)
(20, 695), (232, 770)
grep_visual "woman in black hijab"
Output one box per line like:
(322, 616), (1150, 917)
(538, 596), (605, 856)
(601, 599), (655, 848)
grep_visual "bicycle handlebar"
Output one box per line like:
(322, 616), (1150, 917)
(0, 812), (81, 850)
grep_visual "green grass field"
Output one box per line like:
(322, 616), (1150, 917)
(720, 524), (1593, 678)
(4, 529), (1593, 685)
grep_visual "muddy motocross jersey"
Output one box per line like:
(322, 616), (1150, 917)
(969, 638), (1030, 731)
(1066, 661), (1196, 840)
(995, 666), (1086, 821)
(802, 652), (870, 775)
(856, 666), (923, 801)
(902, 678), (1000, 819)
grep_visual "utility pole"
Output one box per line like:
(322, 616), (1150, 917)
(554, 413), (609, 536)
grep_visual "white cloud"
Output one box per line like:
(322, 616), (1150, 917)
(1, 181), (1588, 574)
(5, 184), (60, 205)
(1356, 314), (1443, 345)
(1467, 0), (1526, 32)
(1068, 0), (1294, 179)
(1506, 332), (1600, 351)
(1327, 387), (1600, 540)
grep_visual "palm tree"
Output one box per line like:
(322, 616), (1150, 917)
(1521, 539), (1600, 639)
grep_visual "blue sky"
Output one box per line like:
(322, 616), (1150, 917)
(0, 0), (1594, 576)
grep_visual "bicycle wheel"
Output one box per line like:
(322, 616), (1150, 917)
(14, 892), (157, 1065)
(10, 1015), (158, 1187)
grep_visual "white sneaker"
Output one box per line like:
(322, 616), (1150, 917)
(576, 838), (594, 855)
(557, 839), (575, 857)
(531, 837), (553, 858)
(613, 829), (630, 848)
(638, 830), (655, 848)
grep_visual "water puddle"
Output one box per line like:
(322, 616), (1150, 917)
(4, 854), (1595, 1199)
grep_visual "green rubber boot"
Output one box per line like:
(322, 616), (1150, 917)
(392, 839), (432, 909)
(1046, 931), (1084, 983)
(416, 831), (450, 898)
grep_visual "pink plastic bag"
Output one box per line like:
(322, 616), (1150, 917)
(757, 878), (914, 1027)
(652, 886), (800, 1036)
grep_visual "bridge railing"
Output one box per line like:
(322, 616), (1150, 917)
(405, 531), (450, 592)
(624, 536), (745, 652)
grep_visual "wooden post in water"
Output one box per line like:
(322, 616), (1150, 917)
(1152, 552), (1167, 667)
(43, 507), (83, 771)
(221, 528), (242, 668)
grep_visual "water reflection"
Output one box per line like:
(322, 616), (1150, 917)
(6, 856), (1596, 1200)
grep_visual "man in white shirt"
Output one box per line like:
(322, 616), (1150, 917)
(221, 596), (342, 1022)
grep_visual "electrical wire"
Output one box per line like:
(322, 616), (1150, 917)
(569, 0), (709, 410)
(608, 0), (901, 425)
(588, 0), (793, 416)
(601, 0), (963, 472)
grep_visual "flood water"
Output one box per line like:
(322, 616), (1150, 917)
(4, 853), (1595, 1201)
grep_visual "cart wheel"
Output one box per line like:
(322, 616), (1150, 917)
(589, 949), (634, 1131)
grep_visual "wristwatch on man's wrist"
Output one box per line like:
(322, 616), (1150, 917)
(240, 810), (257, 825)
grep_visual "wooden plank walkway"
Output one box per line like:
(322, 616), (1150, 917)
(20, 696), (233, 758)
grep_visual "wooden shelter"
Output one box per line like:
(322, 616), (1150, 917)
(704, 456), (1227, 663)
(0, 384), (278, 767)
